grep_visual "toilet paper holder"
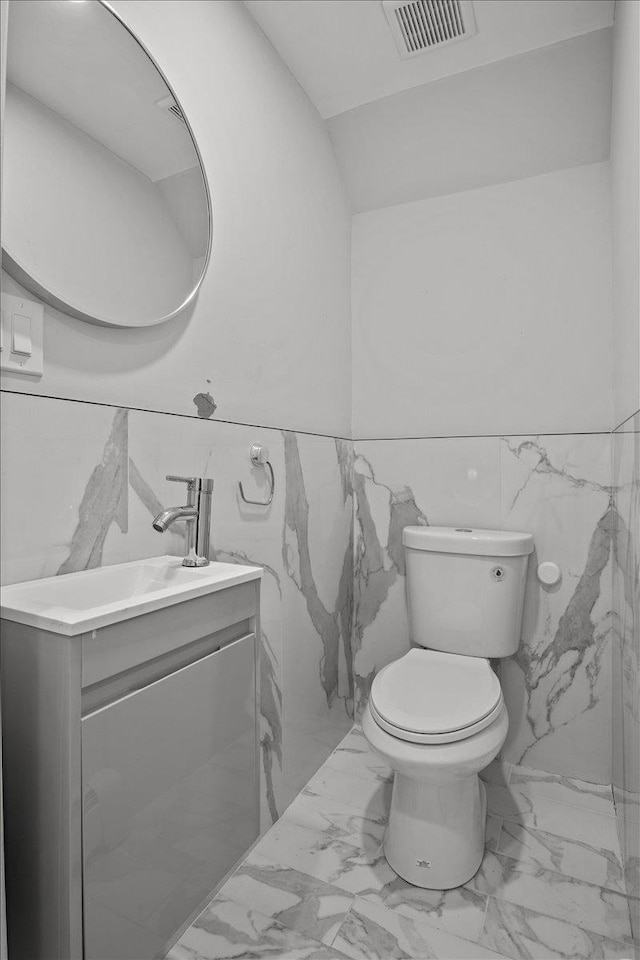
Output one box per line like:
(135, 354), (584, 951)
(238, 443), (275, 506)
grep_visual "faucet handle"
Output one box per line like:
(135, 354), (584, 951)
(166, 475), (213, 492)
(166, 475), (197, 488)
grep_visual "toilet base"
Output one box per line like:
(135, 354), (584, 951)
(383, 772), (487, 889)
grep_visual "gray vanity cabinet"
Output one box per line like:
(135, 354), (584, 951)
(82, 634), (257, 959)
(1, 579), (260, 960)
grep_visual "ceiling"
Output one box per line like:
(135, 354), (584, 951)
(243, 0), (615, 119)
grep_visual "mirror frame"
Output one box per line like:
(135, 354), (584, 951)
(2, 0), (213, 328)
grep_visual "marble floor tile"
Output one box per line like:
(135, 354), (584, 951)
(166, 896), (350, 959)
(250, 818), (397, 897)
(303, 768), (392, 819)
(323, 745), (393, 784)
(282, 790), (387, 855)
(362, 880), (489, 942)
(331, 896), (508, 960)
(498, 819), (626, 893)
(267, 806), (496, 942)
(170, 727), (638, 960)
(323, 726), (392, 782)
(480, 895), (637, 960)
(486, 782), (622, 853)
(466, 850), (632, 941)
(509, 765), (616, 816)
(216, 855), (353, 946)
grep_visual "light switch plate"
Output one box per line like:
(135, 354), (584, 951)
(0, 292), (44, 377)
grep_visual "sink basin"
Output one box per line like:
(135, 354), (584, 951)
(0, 555), (262, 635)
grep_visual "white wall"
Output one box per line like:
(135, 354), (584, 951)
(329, 29), (612, 213)
(610, 0), (640, 428)
(1, 0), (351, 438)
(352, 163), (612, 439)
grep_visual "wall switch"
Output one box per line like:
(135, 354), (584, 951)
(0, 293), (43, 377)
(12, 314), (32, 356)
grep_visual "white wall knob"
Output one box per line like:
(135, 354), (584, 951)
(537, 561), (561, 586)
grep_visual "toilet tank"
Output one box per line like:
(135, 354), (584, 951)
(403, 526), (534, 658)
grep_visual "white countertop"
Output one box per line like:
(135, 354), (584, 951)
(0, 555), (262, 636)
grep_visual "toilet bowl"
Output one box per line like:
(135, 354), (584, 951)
(362, 525), (533, 890)
(363, 648), (508, 889)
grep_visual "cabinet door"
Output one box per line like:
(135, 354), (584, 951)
(81, 634), (258, 960)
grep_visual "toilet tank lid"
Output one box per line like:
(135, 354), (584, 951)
(403, 526), (534, 557)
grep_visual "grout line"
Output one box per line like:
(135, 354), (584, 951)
(299, 782), (388, 818)
(354, 430), (614, 441)
(479, 885), (635, 947)
(495, 800), (620, 829)
(612, 408), (640, 434)
(496, 824), (627, 895)
(478, 894), (491, 948)
(323, 755), (393, 785)
(348, 885), (500, 957)
(622, 884), (637, 943)
(1, 390), (623, 442)
(325, 899), (355, 952)
(507, 762), (615, 794)
(477, 846), (629, 899)
(500, 782), (619, 819)
(162, 823), (271, 954)
(0, 389), (351, 441)
(492, 816), (504, 855)
(189, 865), (348, 955)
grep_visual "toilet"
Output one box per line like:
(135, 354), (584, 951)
(362, 525), (534, 890)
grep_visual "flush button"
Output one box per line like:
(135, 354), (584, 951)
(537, 561), (561, 586)
(491, 566), (505, 581)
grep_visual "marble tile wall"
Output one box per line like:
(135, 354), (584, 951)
(612, 411), (640, 925)
(1, 393), (627, 841)
(0, 393), (355, 831)
(352, 433), (614, 785)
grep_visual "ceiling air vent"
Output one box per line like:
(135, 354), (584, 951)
(156, 95), (187, 125)
(382, 0), (477, 59)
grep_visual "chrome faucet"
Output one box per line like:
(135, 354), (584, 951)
(152, 475), (214, 567)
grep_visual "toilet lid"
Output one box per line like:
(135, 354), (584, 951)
(370, 648), (502, 737)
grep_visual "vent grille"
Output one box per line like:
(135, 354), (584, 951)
(382, 0), (477, 59)
(156, 95), (187, 125)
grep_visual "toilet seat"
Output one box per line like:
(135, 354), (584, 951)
(369, 648), (503, 745)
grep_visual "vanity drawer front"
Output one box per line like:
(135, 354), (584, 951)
(81, 580), (258, 687)
(81, 632), (258, 960)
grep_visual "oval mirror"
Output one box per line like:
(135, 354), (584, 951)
(3, 0), (212, 328)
